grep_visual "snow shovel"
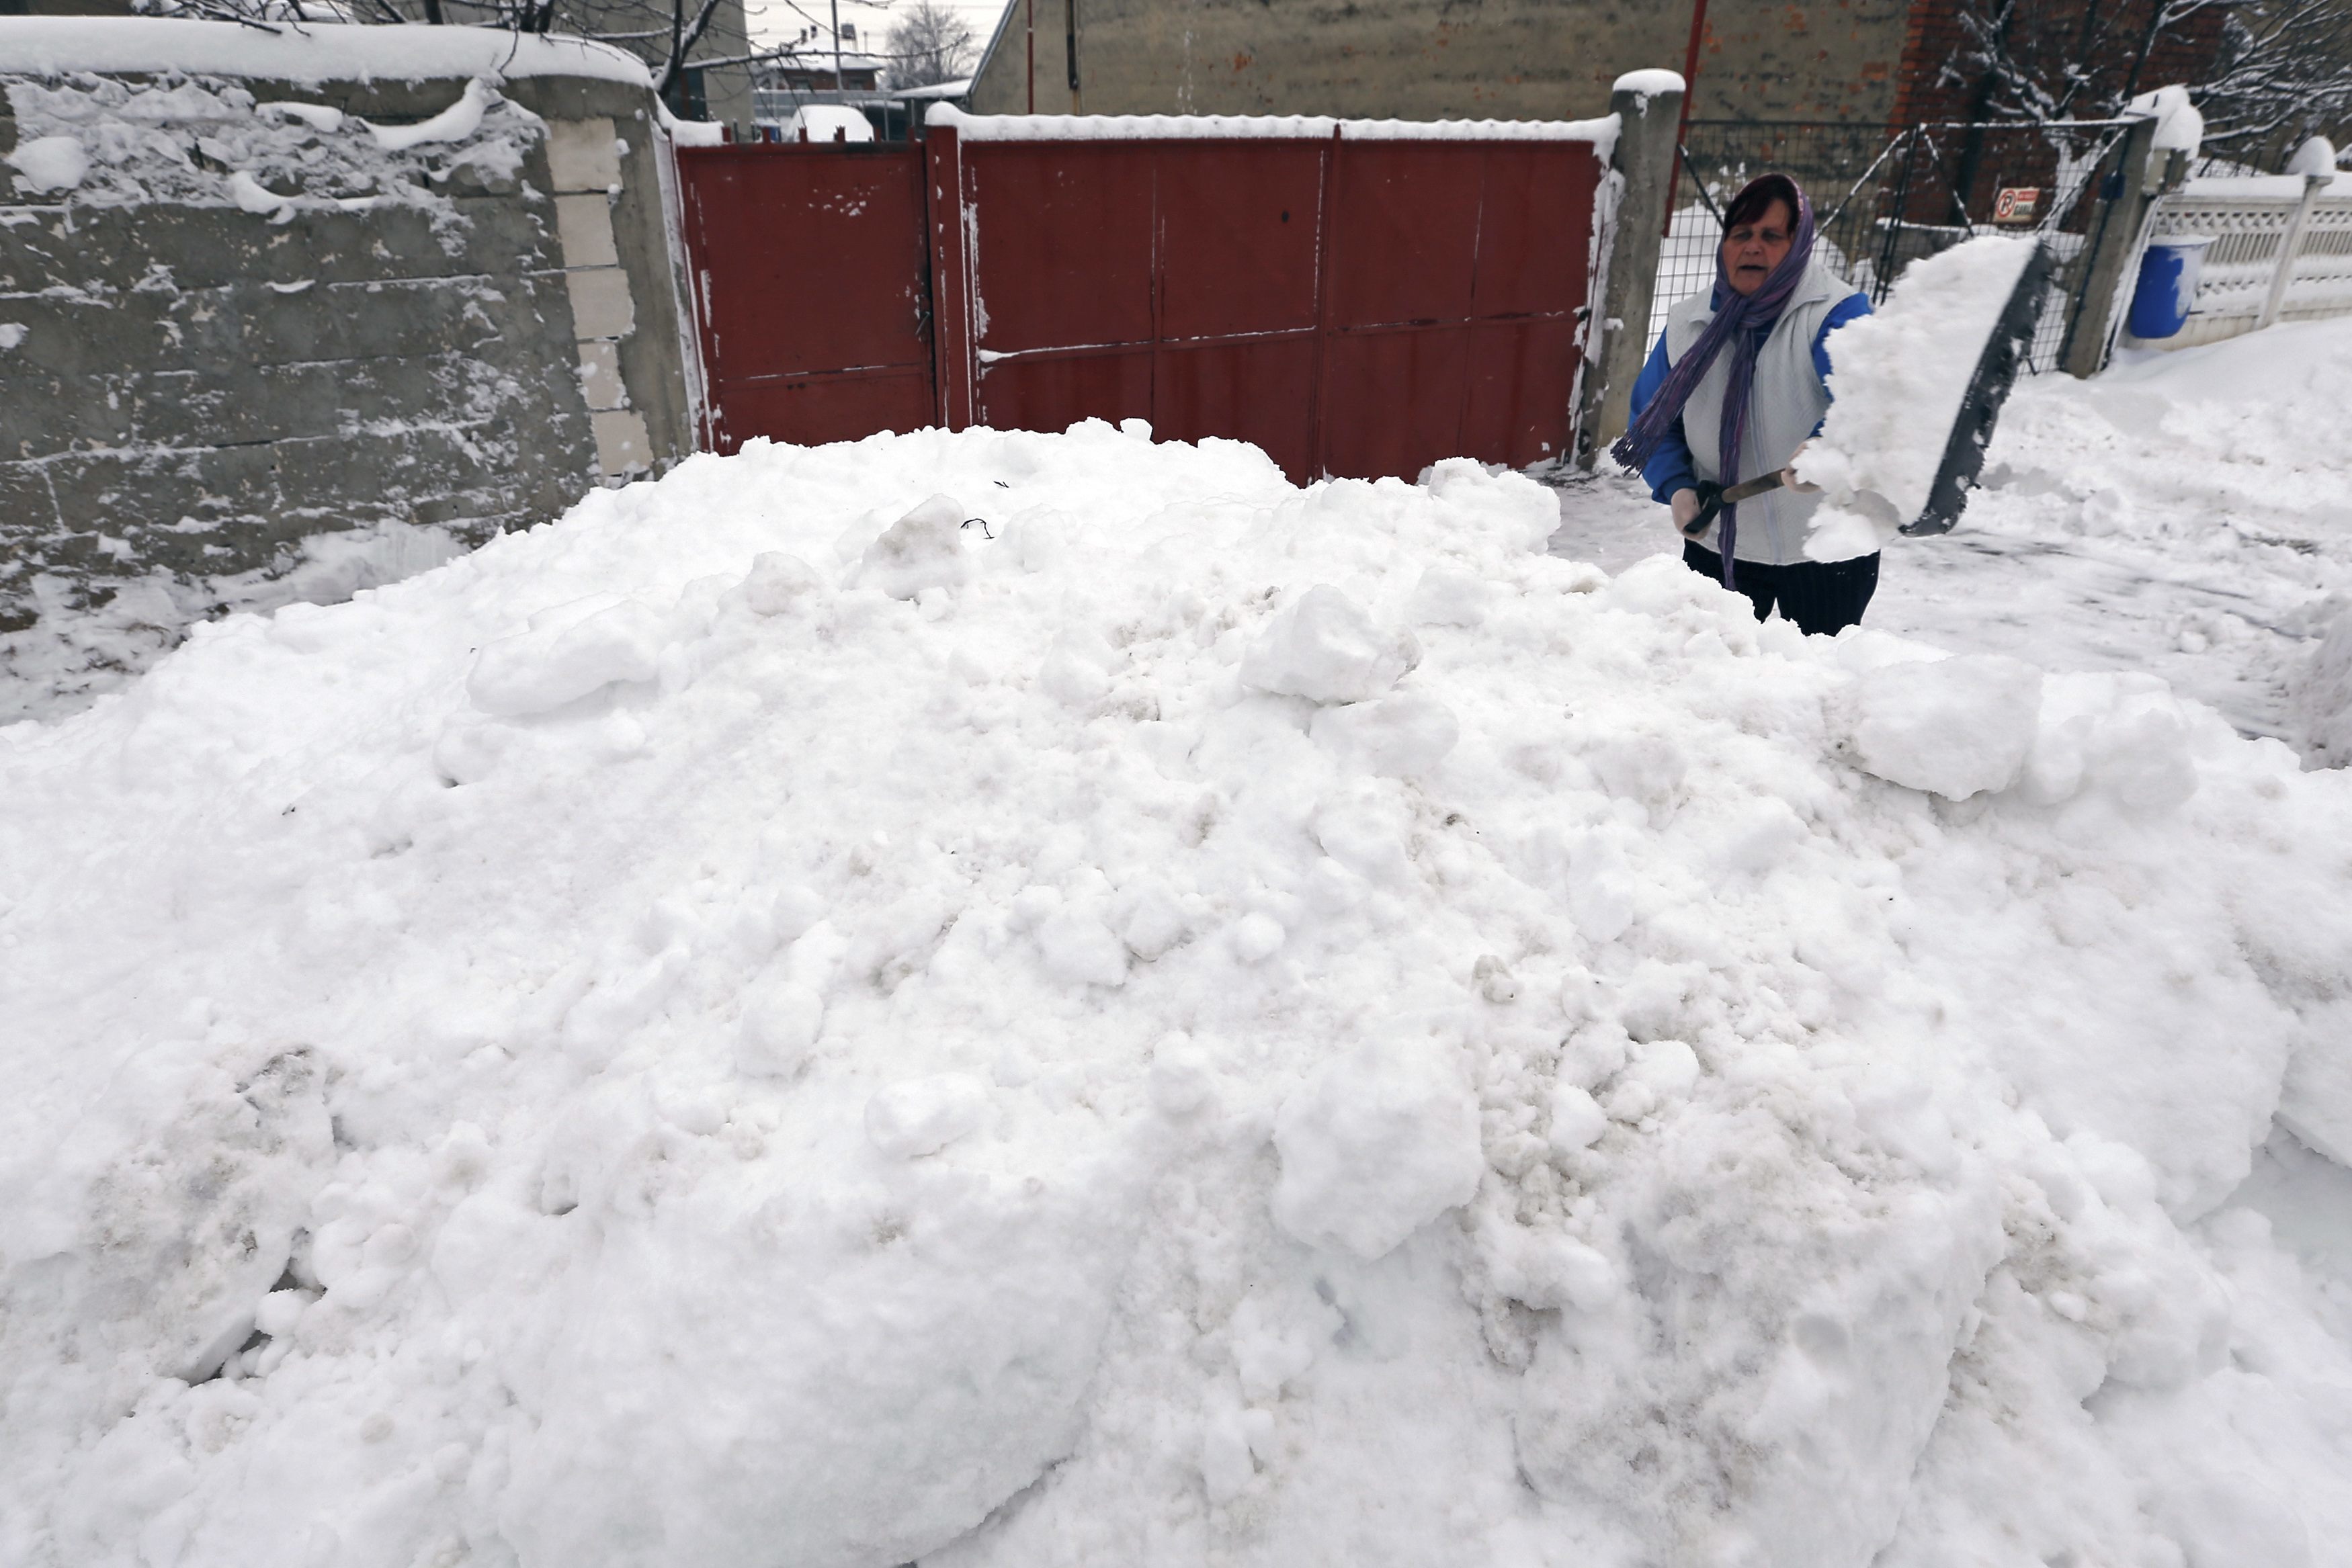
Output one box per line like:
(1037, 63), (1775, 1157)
(1683, 239), (2060, 542)
(1900, 238), (2057, 536)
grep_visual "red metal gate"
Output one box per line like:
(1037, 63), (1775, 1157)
(678, 123), (1604, 482)
(678, 144), (935, 451)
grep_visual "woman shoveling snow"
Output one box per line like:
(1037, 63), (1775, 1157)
(1618, 173), (1876, 634)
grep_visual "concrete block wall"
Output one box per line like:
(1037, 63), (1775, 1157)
(0, 59), (694, 717)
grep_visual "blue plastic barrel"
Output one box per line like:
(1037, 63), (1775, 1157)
(2127, 235), (2214, 339)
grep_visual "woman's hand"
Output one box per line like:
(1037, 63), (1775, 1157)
(1670, 488), (1703, 533)
(1781, 439), (1822, 494)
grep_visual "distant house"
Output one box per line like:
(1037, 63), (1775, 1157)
(757, 46), (886, 97)
(753, 45), (974, 141)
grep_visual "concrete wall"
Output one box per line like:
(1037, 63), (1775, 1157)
(967, 0), (1912, 125)
(0, 66), (694, 713)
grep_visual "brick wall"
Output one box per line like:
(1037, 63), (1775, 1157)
(966, 0), (1915, 128)
(1889, 0), (2231, 128)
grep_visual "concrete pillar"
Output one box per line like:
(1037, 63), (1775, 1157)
(548, 116), (655, 480)
(2255, 171), (2331, 331)
(2062, 114), (2162, 380)
(1576, 71), (1683, 470)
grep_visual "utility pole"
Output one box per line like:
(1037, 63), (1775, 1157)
(1661, 0), (1710, 232)
(831, 0), (843, 91)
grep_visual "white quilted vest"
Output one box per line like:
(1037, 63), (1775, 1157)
(1663, 259), (1860, 566)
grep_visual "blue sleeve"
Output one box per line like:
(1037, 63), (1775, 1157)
(1627, 331), (1697, 504)
(1810, 292), (1872, 435)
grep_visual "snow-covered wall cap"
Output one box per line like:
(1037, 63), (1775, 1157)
(1611, 69), (1685, 99)
(2182, 171), (2352, 199)
(925, 103), (1616, 146)
(0, 17), (652, 88)
(2285, 136), (2337, 178)
(2126, 84), (2203, 155)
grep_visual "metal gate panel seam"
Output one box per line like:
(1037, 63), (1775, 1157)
(925, 127), (976, 430)
(1308, 127), (1339, 478)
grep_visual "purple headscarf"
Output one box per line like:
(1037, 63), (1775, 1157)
(1613, 174), (1817, 589)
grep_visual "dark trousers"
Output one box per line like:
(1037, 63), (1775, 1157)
(1683, 541), (1880, 637)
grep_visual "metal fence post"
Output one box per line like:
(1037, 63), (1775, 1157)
(2062, 114), (2162, 379)
(1575, 72), (1683, 469)
(2255, 171), (2331, 331)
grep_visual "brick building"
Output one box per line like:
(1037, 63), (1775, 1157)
(1887, 0), (2233, 127)
(964, 0), (2230, 130)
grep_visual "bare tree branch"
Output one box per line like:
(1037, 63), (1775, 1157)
(1932, 0), (2350, 167)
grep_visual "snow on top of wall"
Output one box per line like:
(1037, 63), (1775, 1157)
(0, 17), (650, 88)
(1611, 68), (1686, 99)
(2181, 171), (2352, 200)
(4, 71), (540, 224)
(926, 102), (1618, 148)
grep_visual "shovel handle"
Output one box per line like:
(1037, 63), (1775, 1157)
(1683, 472), (1786, 537)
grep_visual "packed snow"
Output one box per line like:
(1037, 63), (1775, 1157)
(0, 521), (470, 727)
(1609, 69), (1687, 104)
(2128, 84), (2206, 157)
(4, 417), (2350, 1568)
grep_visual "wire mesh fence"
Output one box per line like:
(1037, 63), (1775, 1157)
(1653, 118), (2140, 374)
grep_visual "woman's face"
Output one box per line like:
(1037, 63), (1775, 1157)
(1721, 198), (1796, 296)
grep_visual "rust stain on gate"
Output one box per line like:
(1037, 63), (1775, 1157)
(678, 128), (1599, 482)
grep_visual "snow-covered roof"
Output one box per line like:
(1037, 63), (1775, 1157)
(763, 47), (888, 75)
(782, 102), (875, 141)
(0, 17), (651, 87)
(895, 77), (974, 100)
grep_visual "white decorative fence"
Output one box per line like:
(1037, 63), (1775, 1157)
(2139, 172), (2352, 349)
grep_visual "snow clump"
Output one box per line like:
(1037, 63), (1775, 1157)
(1799, 234), (2042, 556)
(3, 423), (2351, 1568)
(1841, 650), (2044, 799)
(1238, 583), (1420, 703)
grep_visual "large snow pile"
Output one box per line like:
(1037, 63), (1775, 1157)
(5, 423), (2351, 1567)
